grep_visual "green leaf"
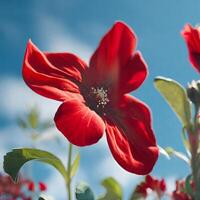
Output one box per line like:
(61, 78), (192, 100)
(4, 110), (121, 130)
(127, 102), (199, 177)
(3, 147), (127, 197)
(70, 153), (80, 178)
(185, 174), (193, 196)
(158, 145), (170, 159)
(28, 107), (39, 128)
(4, 148), (67, 182)
(129, 193), (145, 200)
(154, 76), (191, 128)
(98, 177), (122, 200)
(76, 182), (95, 200)
(17, 117), (28, 129)
(165, 147), (189, 164)
(181, 127), (191, 157)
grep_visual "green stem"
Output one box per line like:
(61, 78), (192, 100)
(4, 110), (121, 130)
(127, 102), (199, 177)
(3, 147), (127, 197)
(190, 105), (200, 199)
(67, 143), (73, 200)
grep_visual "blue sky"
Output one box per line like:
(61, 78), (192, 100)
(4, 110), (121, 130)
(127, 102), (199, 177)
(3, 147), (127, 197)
(1, 0), (200, 199)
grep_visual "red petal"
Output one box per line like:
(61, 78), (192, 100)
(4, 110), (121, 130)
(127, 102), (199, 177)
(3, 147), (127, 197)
(182, 24), (200, 73)
(54, 97), (105, 146)
(119, 51), (147, 93)
(22, 40), (87, 101)
(145, 175), (155, 189)
(86, 21), (136, 87)
(105, 95), (158, 174)
(45, 52), (87, 82)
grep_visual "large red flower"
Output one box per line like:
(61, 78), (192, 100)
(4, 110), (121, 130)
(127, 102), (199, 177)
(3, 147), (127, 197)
(182, 24), (200, 73)
(22, 21), (158, 174)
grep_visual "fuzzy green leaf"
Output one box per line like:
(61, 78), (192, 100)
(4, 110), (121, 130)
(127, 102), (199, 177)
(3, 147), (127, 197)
(154, 77), (191, 128)
(4, 148), (67, 182)
(98, 177), (122, 200)
(76, 182), (95, 200)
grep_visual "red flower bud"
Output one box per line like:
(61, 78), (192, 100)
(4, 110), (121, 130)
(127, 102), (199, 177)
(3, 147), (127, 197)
(39, 182), (47, 191)
(27, 181), (35, 192)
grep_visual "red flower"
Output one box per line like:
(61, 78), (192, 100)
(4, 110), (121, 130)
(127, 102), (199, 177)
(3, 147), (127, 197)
(182, 24), (200, 73)
(134, 175), (166, 198)
(0, 174), (37, 200)
(38, 182), (47, 191)
(145, 175), (166, 195)
(135, 182), (148, 198)
(27, 181), (34, 192)
(172, 180), (192, 200)
(22, 21), (158, 174)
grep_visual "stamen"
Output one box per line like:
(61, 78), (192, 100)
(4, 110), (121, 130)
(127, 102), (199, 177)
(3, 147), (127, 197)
(90, 87), (110, 108)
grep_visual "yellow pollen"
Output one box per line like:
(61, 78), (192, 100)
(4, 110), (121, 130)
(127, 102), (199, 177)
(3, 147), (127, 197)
(91, 87), (110, 108)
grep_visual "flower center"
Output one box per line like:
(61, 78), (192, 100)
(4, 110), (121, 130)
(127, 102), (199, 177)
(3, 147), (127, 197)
(90, 87), (110, 109)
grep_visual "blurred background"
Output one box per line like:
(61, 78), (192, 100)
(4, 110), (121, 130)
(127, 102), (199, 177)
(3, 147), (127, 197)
(1, 0), (200, 199)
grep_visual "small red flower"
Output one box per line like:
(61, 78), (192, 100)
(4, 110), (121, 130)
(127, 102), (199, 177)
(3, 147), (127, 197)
(182, 24), (200, 73)
(145, 175), (166, 195)
(134, 175), (166, 198)
(0, 174), (36, 200)
(135, 182), (148, 198)
(27, 181), (34, 192)
(38, 182), (47, 191)
(22, 21), (158, 174)
(172, 180), (192, 200)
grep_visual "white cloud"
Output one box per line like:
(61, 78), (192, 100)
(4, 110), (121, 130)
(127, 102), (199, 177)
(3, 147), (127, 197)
(97, 151), (141, 188)
(37, 16), (93, 63)
(0, 77), (59, 120)
(165, 176), (176, 193)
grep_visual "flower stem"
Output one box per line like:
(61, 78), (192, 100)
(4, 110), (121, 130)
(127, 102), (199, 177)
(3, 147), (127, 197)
(189, 105), (200, 199)
(67, 143), (73, 200)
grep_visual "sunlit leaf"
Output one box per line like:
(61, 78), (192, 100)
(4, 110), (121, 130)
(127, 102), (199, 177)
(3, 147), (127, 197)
(28, 107), (39, 128)
(4, 148), (68, 182)
(76, 182), (95, 200)
(181, 127), (191, 157)
(70, 153), (80, 178)
(158, 145), (170, 159)
(98, 177), (122, 200)
(154, 76), (191, 128)
(165, 147), (189, 164)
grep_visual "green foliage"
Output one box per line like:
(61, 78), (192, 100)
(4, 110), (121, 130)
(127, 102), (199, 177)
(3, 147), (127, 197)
(70, 153), (80, 179)
(4, 148), (68, 182)
(17, 107), (54, 132)
(129, 193), (145, 200)
(28, 107), (39, 129)
(98, 177), (122, 200)
(185, 174), (193, 196)
(154, 76), (191, 128)
(164, 147), (189, 164)
(181, 127), (190, 156)
(76, 182), (95, 200)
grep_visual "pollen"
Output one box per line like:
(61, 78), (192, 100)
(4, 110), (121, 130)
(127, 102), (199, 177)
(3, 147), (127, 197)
(90, 87), (110, 108)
